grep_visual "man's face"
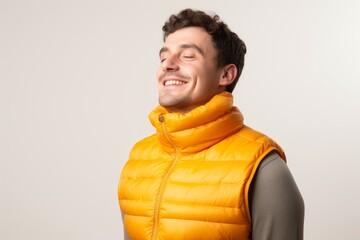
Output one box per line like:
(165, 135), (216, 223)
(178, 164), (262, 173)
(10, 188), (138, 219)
(157, 27), (226, 114)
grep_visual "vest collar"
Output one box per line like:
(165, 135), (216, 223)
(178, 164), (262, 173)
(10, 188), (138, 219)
(149, 92), (244, 155)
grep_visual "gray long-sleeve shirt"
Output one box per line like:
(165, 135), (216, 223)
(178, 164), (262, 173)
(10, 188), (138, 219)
(122, 152), (304, 239)
(250, 152), (304, 240)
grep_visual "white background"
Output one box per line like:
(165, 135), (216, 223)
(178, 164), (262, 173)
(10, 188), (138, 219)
(1, 0), (360, 239)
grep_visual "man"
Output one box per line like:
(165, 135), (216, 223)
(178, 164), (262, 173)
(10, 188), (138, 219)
(118, 8), (304, 240)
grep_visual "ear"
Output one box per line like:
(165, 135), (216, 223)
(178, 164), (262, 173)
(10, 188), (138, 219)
(219, 64), (237, 87)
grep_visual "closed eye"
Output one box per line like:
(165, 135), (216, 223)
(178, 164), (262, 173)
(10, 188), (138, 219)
(182, 55), (195, 60)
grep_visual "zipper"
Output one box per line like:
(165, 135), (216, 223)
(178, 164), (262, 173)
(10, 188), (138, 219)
(151, 114), (180, 240)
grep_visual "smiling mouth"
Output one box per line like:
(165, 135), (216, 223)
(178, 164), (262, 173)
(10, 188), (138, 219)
(164, 80), (187, 86)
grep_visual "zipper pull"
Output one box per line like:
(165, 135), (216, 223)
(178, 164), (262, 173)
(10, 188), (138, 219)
(158, 113), (165, 122)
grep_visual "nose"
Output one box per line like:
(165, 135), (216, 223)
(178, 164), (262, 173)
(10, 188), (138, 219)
(161, 55), (179, 72)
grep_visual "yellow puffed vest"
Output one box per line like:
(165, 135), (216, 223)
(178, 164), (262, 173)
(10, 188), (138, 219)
(118, 92), (285, 240)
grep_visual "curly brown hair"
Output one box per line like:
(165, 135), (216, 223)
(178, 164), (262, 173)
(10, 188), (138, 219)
(162, 8), (247, 93)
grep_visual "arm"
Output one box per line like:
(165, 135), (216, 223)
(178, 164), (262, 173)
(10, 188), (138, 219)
(121, 212), (130, 240)
(250, 152), (305, 240)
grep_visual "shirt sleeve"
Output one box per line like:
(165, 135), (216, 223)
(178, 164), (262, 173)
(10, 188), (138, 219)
(249, 152), (305, 240)
(121, 212), (130, 240)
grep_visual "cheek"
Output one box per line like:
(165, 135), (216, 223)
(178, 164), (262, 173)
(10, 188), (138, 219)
(196, 67), (211, 81)
(200, 69), (222, 88)
(183, 65), (199, 79)
(156, 68), (163, 81)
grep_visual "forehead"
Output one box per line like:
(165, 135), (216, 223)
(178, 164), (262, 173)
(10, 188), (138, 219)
(162, 27), (215, 53)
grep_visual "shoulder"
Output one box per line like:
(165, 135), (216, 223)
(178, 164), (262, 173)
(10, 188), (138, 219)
(129, 134), (163, 160)
(211, 125), (285, 160)
(224, 125), (279, 149)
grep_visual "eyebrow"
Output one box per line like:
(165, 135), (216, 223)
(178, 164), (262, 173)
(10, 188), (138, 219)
(159, 44), (204, 56)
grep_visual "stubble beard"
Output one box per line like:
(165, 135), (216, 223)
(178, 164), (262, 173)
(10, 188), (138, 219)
(158, 92), (191, 112)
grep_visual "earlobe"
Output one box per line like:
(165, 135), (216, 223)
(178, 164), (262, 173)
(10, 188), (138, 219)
(219, 64), (237, 86)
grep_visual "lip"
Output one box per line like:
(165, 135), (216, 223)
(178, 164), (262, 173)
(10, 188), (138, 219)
(163, 79), (188, 86)
(159, 71), (189, 85)
(161, 76), (188, 86)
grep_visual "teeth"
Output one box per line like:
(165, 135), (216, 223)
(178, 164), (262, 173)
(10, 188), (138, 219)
(164, 80), (186, 86)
